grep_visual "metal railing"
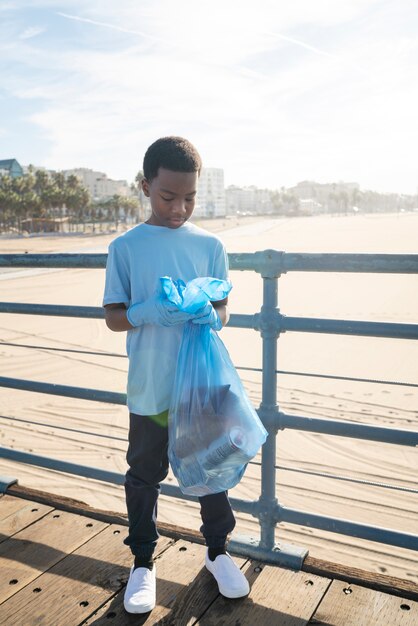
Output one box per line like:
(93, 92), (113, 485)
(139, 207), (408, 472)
(0, 250), (418, 568)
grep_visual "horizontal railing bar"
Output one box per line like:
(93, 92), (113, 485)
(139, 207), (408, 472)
(0, 303), (105, 318)
(0, 376), (126, 405)
(4, 407), (416, 493)
(278, 411), (418, 446)
(1, 376), (415, 447)
(2, 448), (415, 551)
(228, 251), (283, 276)
(4, 409), (416, 493)
(281, 315), (418, 339)
(229, 313), (256, 328)
(282, 253), (418, 274)
(0, 302), (253, 329)
(1, 251), (418, 274)
(0, 253), (107, 268)
(7, 405), (414, 493)
(0, 446), (125, 484)
(2, 302), (418, 340)
(160, 484), (255, 515)
(3, 405), (416, 494)
(277, 504), (418, 551)
(0, 446), (255, 515)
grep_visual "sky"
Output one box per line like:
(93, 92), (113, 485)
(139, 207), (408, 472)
(1, 0), (418, 194)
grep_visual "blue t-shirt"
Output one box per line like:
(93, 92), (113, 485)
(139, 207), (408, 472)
(103, 222), (229, 415)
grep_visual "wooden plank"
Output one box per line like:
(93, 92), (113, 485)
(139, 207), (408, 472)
(154, 552), (248, 626)
(0, 524), (172, 626)
(0, 495), (52, 543)
(0, 494), (41, 522)
(311, 579), (418, 626)
(196, 561), (331, 626)
(82, 540), (241, 625)
(7, 483), (205, 544)
(0, 509), (108, 605)
(303, 555), (418, 602)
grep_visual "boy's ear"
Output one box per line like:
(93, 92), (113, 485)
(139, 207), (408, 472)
(141, 178), (150, 197)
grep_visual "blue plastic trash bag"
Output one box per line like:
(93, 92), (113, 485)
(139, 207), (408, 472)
(161, 275), (268, 496)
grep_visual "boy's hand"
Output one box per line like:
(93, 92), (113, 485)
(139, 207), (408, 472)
(192, 303), (222, 330)
(127, 293), (194, 327)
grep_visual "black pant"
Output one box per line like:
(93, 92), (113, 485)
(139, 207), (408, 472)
(124, 412), (236, 559)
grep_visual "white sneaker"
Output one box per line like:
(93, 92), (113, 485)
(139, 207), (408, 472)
(205, 550), (250, 599)
(124, 565), (156, 614)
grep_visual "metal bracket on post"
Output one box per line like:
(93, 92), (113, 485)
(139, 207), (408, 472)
(0, 476), (18, 493)
(254, 250), (286, 279)
(257, 405), (280, 432)
(253, 309), (283, 338)
(228, 533), (308, 570)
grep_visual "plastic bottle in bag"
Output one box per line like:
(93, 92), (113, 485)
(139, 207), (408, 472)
(198, 427), (251, 469)
(177, 427), (252, 487)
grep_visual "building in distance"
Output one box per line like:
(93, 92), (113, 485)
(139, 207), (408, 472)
(62, 167), (133, 200)
(0, 158), (23, 178)
(195, 168), (226, 218)
(225, 185), (273, 215)
(288, 180), (360, 213)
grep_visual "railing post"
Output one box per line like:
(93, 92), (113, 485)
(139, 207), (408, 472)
(255, 251), (283, 550)
(243, 251), (308, 567)
(259, 272), (279, 549)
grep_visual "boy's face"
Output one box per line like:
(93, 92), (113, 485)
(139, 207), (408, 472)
(142, 167), (198, 229)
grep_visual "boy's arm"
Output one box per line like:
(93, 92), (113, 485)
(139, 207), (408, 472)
(213, 297), (230, 327)
(104, 303), (133, 332)
(105, 299), (196, 331)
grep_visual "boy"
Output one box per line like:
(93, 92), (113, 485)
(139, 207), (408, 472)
(103, 136), (250, 614)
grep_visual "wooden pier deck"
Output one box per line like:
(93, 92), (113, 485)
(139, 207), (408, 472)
(1, 484), (417, 626)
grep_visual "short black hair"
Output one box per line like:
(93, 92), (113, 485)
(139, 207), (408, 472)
(143, 136), (202, 181)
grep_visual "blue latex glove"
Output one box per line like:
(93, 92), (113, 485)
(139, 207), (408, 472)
(127, 292), (195, 327)
(192, 302), (222, 330)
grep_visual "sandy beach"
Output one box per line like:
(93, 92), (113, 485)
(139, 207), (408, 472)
(0, 212), (417, 582)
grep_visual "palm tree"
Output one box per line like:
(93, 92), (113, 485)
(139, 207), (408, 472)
(33, 170), (51, 217)
(64, 174), (90, 231)
(11, 174), (40, 231)
(50, 172), (67, 219)
(0, 175), (14, 231)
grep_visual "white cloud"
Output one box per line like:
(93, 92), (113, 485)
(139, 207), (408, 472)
(2, 0), (418, 193)
(19, 26), (45, 39)
(56, 12), (163, 43)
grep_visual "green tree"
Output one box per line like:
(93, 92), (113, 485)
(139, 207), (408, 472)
(33, 170), (51, 217)
(119, 195), (140, 223)
(64, 174), (90, 230)
(134, 169), (146, 222)
(48, 171), (67, 218)
(0, 175), (19, 231)
(11, 174), (39, 230)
